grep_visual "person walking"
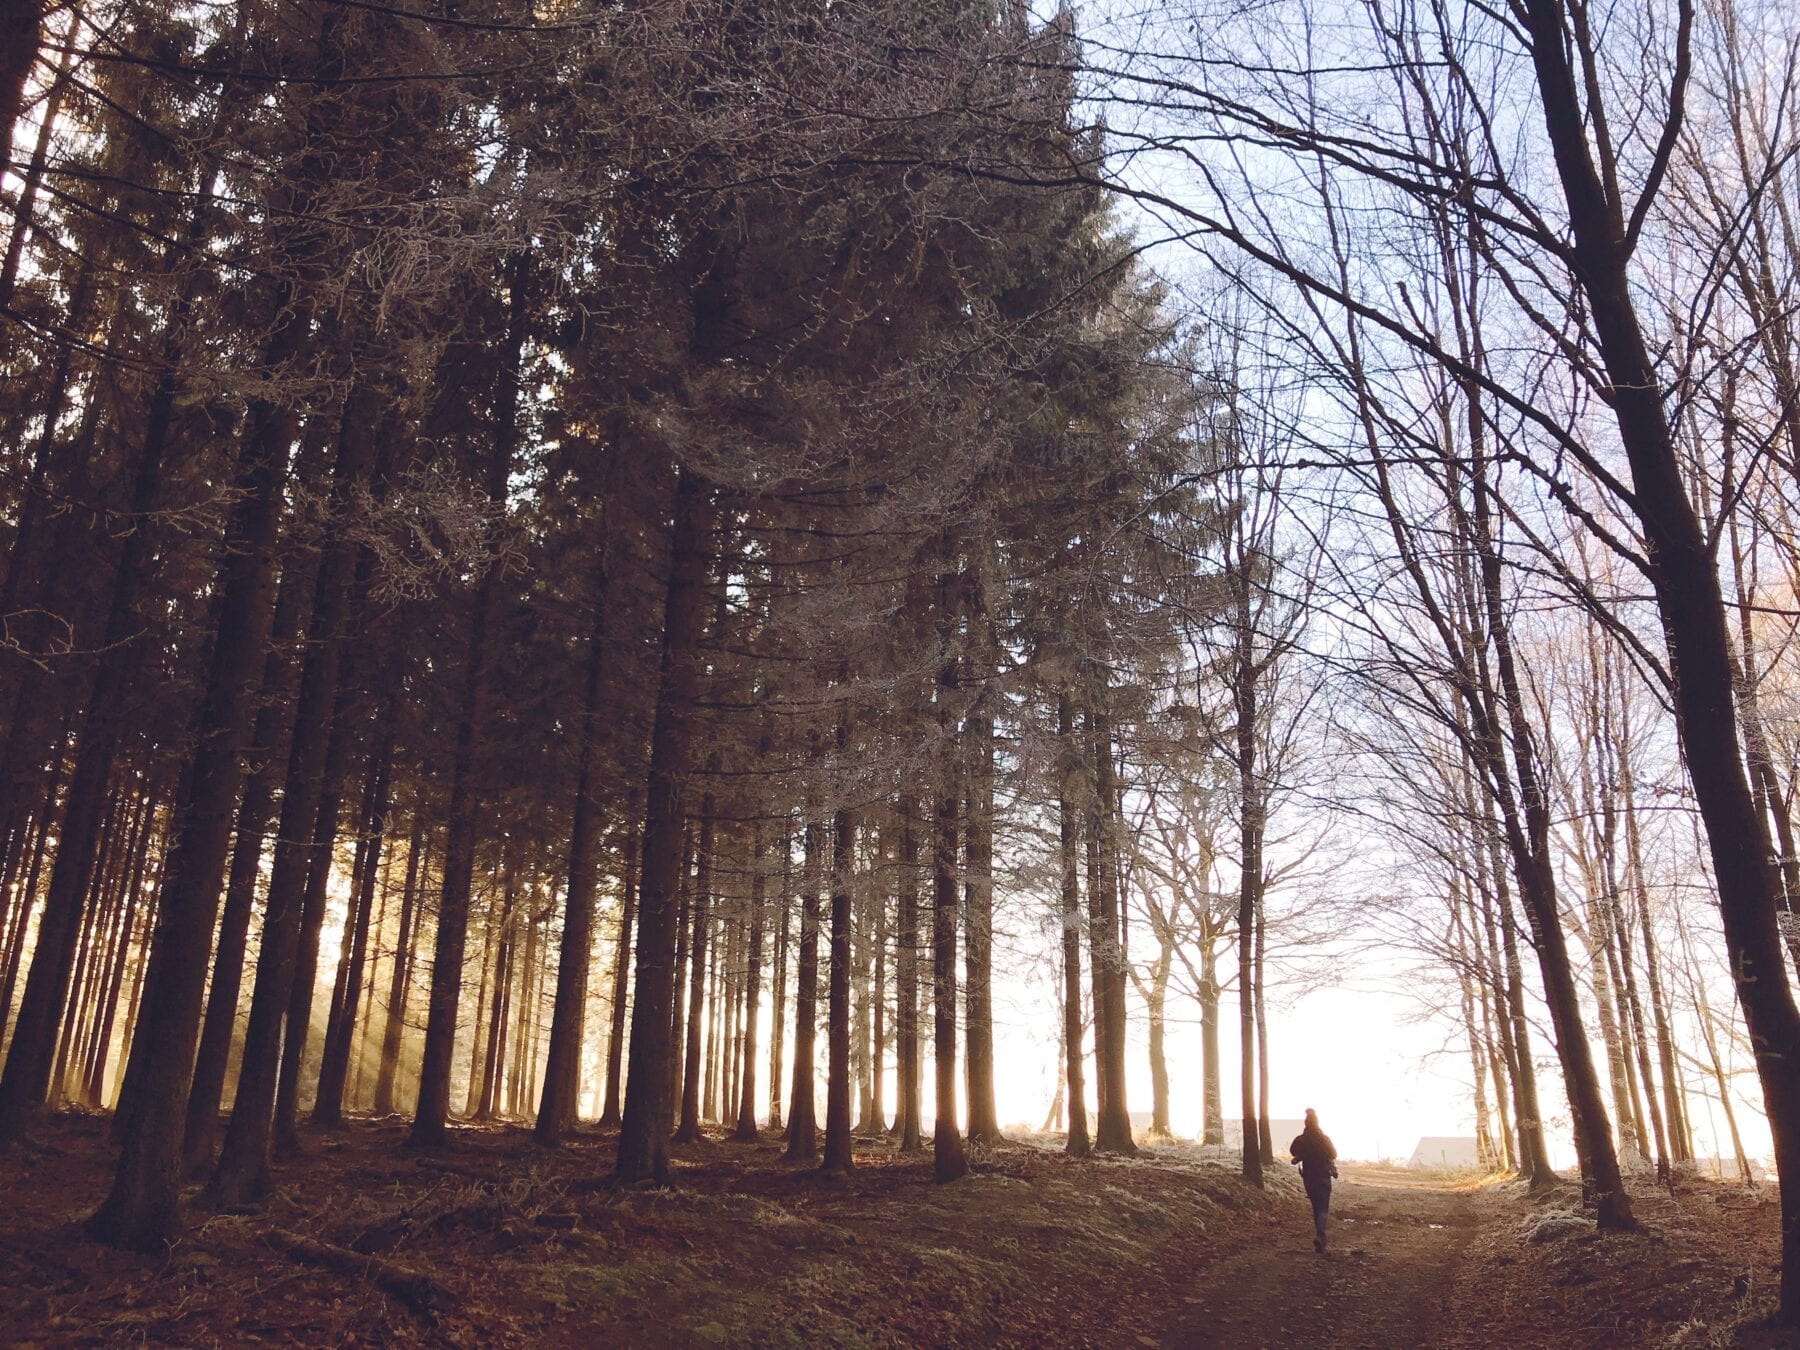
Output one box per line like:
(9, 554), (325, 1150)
(1289, 1108), (1339, 1253)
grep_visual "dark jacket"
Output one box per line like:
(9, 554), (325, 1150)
(1289, 1127), (1338, 1187)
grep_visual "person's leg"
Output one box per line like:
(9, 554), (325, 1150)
(1311, 1183), (1330, 1251)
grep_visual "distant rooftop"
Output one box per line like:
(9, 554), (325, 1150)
(1407, 1136), (1481, 1168)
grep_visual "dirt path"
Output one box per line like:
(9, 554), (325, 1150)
(1161, 1165), (1483, 1349)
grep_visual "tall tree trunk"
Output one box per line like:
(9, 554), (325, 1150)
(0, 341), (188, 1144)
(1464, 447), (1631, 1222)
(852, 872), (874, 1135)
(932, 734), (966, 1183)
(784, 814), (822, 1160)
(1621, 741), (1689, 1163)
(1254, 881), (1273, 1165)
(54, 783), (127, 1105)
(208, 483), (366, 1203)
(1089, 697), (1135, 1156)
(598, 815), (638, 1128)
(464, 889), (499, 1118)
(768, 830), (790, 1134)
(537, 564), (612, 1145)
(1453, 891), (1496, 1169)
(314, 722), (393, 1127)
(1145, 943), (1172, 1141)
(352, 830), (397, 1110)
(931, 544), (967, 1185)
(674, 789), (715, 1144)
(1521, 0), (1793, 1272)
(668, 836), (692, 1125)
(1230, 564), (1266, 1187)
(410, 254), (531, 1149)
(1584, 886), (1641, 1159)
(614, 467), (715, 1184)
(83, 281), (305, 1233)
(733, 825), (765, 1140)
(271, 676), (358, 1154)
(81, 803), (154, 1108)
(211, 693), (343, 1203)
(478, 870), (517, 1121)
(1490, 820), (1554, 1186)
(869, 872), (886, 1137)
(372, 818), (425, 1117)
(963, 701), (999, 1144)
(823, 770), (857, 1174)
(895, 796), (923, 1152)
(1198, 941), (1223, 1147)
(179, 522), (317, 1170)
(0, 0), (43, 166)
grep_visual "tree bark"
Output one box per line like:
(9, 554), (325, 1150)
(598, 815), (638, 1128)
(768, 830), (790, 1134)
(313, 722), (393, 1127)
(82, 284), (303, 1233)
(614, 466), (715, 1185)
(410, 254), (531, 1149)
(271, 675), (358, 1154)
(537, 562), (613, 1145)
(733, 824), (764, 1139)
(372, 816), (425, 1118)
(179, 522), (317, 1170)
(962, 700), (999, 1145)
(1089, 697), (1136, 1156)
(0, 327), (192, 1144)
(895, 796), (923, 1152)
(932, 737), (966, 1183)
(674, 789), (715, 1144)
(823, 797), (857, 1173)
(784, 813), (822, 1161)
(1520, 0), (1797, 1262)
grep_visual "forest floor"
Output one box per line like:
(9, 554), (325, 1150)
(0, 1112), (1786, 1347)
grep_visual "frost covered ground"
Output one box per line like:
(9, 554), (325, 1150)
(0, 1113), (1783, 1346)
